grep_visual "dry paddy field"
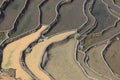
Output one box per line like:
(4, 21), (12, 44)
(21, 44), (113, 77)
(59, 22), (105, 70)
(0, 0), (26, 31)
(87, 43), (119, 80)
(26, 30), (76, 80)
(9, 0), (43, 38)
(2, 25), (47, 80)
(105, 39), (120, 76)
(44, 38), (90, 80)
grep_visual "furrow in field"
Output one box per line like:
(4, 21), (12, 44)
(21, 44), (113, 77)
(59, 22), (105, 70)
(25, 30), (76, 80)
(2, 25), (47, 80)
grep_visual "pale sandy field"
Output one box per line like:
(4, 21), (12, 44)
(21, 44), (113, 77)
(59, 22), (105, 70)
(44, 38), (90, 80)
(2, 25), (47, 80)
(26, 30), (76, 80)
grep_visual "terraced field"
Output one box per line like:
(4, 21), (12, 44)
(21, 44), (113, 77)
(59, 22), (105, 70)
(92, 0), (117, 33)
(0, 0), (120, 80)
(45, 0), (86, 36)
(0, 0), (26, 31)
(2, 25), (47, 80)
(44, 38), (90, 80)
(9, 0), (43, 38)
(26, 30), (76, 80)
(114, 0), (120, 6)
(104, 35), (120, 76)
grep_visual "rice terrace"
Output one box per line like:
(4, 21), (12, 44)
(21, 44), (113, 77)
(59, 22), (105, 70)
(0, 0), (120, 80)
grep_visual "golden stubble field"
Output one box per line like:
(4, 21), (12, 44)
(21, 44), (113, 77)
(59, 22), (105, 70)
(2, 25), (47, 80)
(25, 30), (76, 80)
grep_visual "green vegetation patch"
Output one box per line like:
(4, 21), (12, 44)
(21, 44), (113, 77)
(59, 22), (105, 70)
(5, 45), (19, 68)
(84, 41), (94, 50)
(18, 13), (34, 34)
(10, 3), (20, 10)
(0, 33), (5, 42)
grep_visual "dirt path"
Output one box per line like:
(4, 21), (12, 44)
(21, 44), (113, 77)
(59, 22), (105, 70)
(2, 25), (47, 80)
